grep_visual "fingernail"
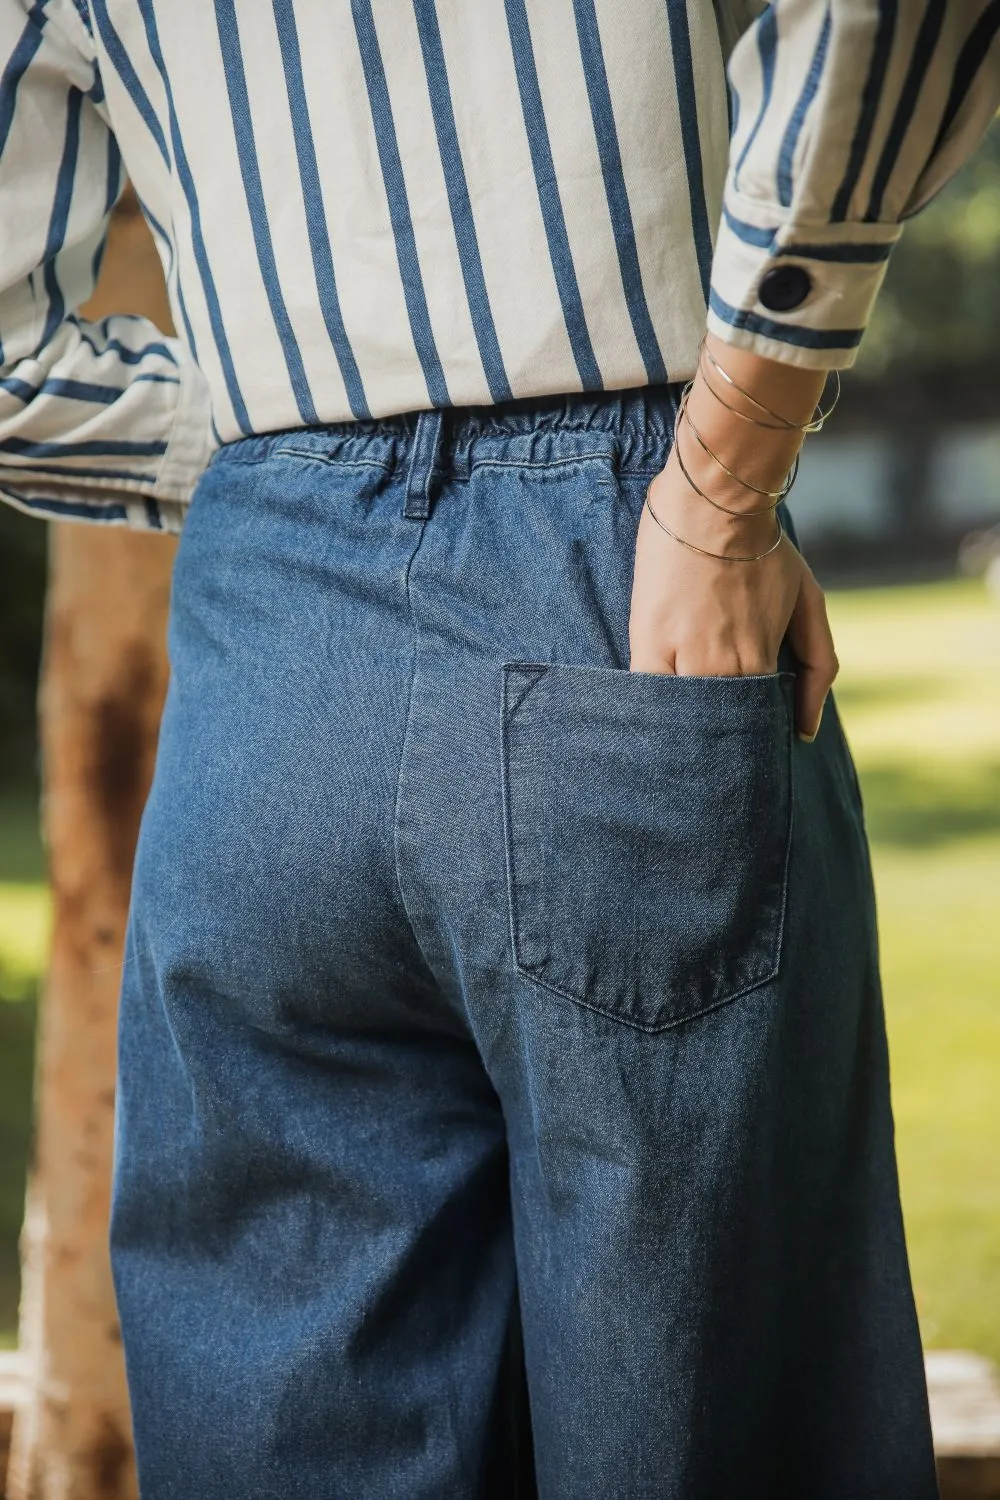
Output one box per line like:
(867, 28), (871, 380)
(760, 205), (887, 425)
(798, 698), (827, 744)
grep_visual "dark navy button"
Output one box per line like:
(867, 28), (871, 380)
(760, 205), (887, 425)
(758, 264), (812, 312)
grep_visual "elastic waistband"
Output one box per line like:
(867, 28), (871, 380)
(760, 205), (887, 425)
(211, 382), (683, 480)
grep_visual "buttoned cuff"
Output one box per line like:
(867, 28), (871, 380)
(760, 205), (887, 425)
(706, 192), (903, 371)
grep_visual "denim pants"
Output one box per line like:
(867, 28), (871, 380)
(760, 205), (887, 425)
(111, 385), (938, 1499)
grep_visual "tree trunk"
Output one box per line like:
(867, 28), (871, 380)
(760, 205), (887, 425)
(8, 192), (177, 1500)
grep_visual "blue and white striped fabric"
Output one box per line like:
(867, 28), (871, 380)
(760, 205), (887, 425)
(711, 0), (1000, 363)
(1, 0), (999, 530)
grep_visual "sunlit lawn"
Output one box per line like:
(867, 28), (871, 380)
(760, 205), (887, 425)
(0, 577), (998, 1357)
(828, 578), (1000, 1363)
(0, 787), (44, 1346)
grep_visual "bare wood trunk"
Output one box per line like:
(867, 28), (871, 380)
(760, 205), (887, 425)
(8, 194), (177, 1500)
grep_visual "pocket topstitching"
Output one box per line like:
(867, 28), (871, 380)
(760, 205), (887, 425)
(501, 663), (795, 1032)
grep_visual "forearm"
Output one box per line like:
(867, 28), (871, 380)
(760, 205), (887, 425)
(682, 332), (826, 508)
(649, 333), (826, 562)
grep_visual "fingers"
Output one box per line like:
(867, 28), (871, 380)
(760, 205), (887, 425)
(785, 564), (839, 741)
(628, 637), (677, 674)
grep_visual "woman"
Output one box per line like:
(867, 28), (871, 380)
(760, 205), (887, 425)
(2, 1), (998, 1495)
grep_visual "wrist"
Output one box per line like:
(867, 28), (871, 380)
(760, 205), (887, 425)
(680, 376), (804, 508)
(674, 394), (796, 518)
(647, 458), (781, 561)
(702, 332), (827, 427)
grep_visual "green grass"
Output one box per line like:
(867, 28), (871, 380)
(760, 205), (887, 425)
(827, 578), (1000, 1362)
(0, 989), (35, 1349)
(0, 578), (998, 1358)
(0, 783), (44, 1347)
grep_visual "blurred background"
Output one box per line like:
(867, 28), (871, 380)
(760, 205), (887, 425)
(1, 122), (999, 1384)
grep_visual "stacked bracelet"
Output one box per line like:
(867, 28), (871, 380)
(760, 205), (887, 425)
(644, 490), (784, 563)
(700, 338), (840, 433)
(673, 388), (798, 518)
(645, 339), (837, 563)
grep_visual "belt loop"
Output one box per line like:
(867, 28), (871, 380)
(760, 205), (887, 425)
(404, 409), (444, 519)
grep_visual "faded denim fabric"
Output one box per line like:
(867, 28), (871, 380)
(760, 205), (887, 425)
(110, 385), (938, 1500)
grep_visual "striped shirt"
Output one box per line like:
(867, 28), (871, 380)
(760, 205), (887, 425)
(1, 0), (999, 531)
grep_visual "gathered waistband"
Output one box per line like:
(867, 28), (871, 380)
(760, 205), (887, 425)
(211, 382), (684, 483)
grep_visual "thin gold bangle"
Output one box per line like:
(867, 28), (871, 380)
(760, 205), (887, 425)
(699, 340), (841, 433)
(678, 387), (799, 499)
(644, 489), (783, 563)
(673, 390), (798, 516)
(698, 367), (832, 433)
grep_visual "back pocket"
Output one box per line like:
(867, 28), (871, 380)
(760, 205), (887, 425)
(501, 663), (795, 1032)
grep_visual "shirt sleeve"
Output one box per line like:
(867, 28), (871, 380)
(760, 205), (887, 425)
(707, 0), (1000, 369)
(0, 0), (214, 530)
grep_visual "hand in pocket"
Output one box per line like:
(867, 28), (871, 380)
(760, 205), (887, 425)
(629, 465), (838, 743)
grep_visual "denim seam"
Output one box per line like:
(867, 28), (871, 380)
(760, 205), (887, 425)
(389, 517), (443, 984)
(273, 452), (394, 471)
(208, 454), (276, 469)
(500, 667), (532, 1002)
(469, 455), (664, 480)
(208, 433), (287, 467)
(469, 451), (616, 475)
(213, 448), (666, 478)
(513, 956), (781, 1035)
